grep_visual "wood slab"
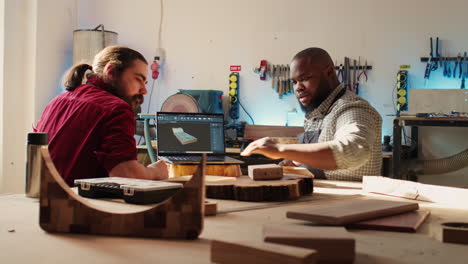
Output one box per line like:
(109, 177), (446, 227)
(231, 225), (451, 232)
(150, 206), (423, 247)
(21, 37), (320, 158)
(347, 210), (430, 232)
(211, 239), (317, 264)
(263, 225), (355, 264)
(287, 198), (419, 225)
(169, 164), (241, 178)
(205, 174), (313, 202)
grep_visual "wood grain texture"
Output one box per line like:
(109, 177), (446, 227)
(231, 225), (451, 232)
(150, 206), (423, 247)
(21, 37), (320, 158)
(243, 125), (304, 140)
(347, 210), (430, 232)
(282, 166), (314, 177)
(169, 164), (241, 178)
(204, 201), (217, 216)
(287, 198), (419, 225)
(39, 147), (206, 239)
(263, 225), (355, 264)
(211, 239), (317, 264)
(248, 164), (283, 180)
(205, 175), (313, 202)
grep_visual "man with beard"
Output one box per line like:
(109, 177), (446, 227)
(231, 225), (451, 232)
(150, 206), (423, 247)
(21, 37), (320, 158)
(35, 46), (168, 186)
(241, 47), (382, 181)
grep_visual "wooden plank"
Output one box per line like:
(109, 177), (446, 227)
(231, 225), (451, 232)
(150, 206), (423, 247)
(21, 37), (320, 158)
(287, 198), (419, 225)
(263, 225), (355, 264)
(441, 222), (468, 245)
(205, 175), (313, 202)
(169, 164), (241, 178)
(211, 239), (317, 264)
(244, 125), (304, 140)
(363, 176), (468, 205)
(347, 210), (430, 232)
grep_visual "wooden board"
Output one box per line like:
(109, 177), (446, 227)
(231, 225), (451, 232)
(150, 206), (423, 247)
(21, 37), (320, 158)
(39, 147), (206, 239)
(205, 175), (313, 202)
(166, 175), (237, 183)
(287, 198), (419, 225)
(169, 164), (241, 178)
(363, 176), (468, 205)
(243, 124), (304, 140)
(211, 239), (317, 264)
(263, 225), (354, 264)
(347, 210), (430, 232)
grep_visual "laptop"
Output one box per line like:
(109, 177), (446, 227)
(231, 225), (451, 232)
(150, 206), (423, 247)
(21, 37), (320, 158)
(156, 112), (244, 165)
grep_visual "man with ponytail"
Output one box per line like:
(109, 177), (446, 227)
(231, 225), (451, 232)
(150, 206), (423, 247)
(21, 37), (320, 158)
(35, 46), (168, 186)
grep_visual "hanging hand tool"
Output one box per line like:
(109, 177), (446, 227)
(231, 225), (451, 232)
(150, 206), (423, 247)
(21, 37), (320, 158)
(357, 60), (368, 82)
(352, 59), (358, 94)
(435, 37), (441, 68)
(430, 37), (439, 71)
(453, 53), (462, 78)
(460, 51), (468, 89)
(424, 38), (438, 79)
(271, 65), (277, 89)
(459, 52), (465, 79)
(344, 57), (351, 90)
(337, 62), (344, 83)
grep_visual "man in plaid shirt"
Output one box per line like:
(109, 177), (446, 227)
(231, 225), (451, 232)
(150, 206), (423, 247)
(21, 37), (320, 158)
(241, 48), (382, 181)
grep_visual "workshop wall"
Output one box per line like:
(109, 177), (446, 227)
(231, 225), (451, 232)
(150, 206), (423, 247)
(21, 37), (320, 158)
(0, 0), (76, 193)
(76, 0), (467, 186)
(1, 0), (467, 193)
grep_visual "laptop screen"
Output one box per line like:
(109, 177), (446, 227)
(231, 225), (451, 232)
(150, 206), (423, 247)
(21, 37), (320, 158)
(156, 112), (225, 155)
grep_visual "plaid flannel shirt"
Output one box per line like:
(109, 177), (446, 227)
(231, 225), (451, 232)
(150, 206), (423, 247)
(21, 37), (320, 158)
(304, 83), (382, 181)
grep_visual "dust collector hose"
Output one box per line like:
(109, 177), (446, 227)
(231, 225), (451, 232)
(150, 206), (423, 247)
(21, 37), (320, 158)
(414, 148), (468, 175)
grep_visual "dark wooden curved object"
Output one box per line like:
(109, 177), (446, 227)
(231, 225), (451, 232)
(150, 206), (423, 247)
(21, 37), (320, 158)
(39, 147), (206, 239)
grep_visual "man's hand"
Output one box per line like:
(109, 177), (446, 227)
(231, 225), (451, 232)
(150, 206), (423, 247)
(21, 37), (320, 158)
(240, 137), (284, 159)
(148, 160), (169, 180)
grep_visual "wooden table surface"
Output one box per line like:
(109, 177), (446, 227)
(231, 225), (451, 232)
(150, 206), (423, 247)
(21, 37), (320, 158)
(1, 180), (468, 264)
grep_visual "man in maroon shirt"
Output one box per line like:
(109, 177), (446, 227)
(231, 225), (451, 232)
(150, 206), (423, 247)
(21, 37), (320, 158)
(35, 46), (168, 186)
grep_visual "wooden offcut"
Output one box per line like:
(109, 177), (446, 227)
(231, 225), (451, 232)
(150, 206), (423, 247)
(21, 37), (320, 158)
(39, 147), (206, 239)
(248, 164), (283, 180)
(441, 222), (468, 245)
(243, 124), (304, 140)
(211, 239), (317, 264)
(169, 164), (241, 178)
(205, 174), (313, 202)
(347, 210), (430, 233)
(204, 200), (217, 216)
(263, 225), (355, 264)
(287, 198), (419, 225)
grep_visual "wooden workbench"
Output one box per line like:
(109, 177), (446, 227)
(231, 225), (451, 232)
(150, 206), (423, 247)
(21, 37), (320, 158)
(1, 180), (468, 264)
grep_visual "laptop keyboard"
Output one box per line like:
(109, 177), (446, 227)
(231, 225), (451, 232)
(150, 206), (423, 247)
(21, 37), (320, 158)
(163, 155), (225, 162)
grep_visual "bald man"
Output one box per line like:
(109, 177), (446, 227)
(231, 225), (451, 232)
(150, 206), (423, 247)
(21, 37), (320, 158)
(241, 47), (382, 181)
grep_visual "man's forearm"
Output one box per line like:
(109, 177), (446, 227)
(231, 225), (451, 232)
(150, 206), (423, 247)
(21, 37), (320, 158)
(278, 142), (337, 170)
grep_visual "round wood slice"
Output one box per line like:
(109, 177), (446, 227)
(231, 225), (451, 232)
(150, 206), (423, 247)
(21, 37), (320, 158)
(205, 174), (313, 202)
